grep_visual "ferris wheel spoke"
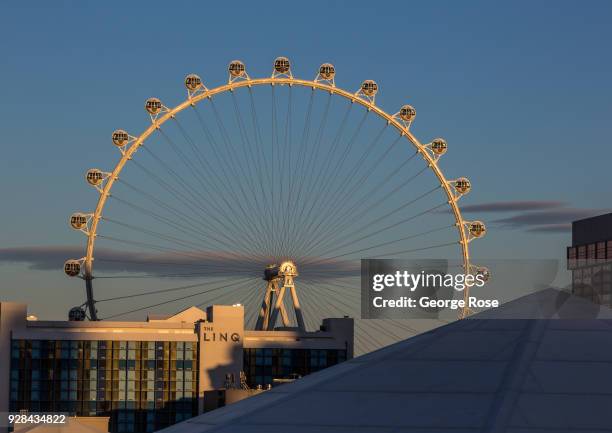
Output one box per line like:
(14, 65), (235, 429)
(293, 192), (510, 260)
(284, 90), (316, 236)
(191, 104), (269, 248)
(366, 320), (407, 342)
(283, 95), (334, 259)
(98, 218), (266, 268)
(306, 224), (455, 263)
(293, 134), (409, 259)
(170, 117), (267, 247)
(270, 85), (283, 256)
(94, 270), (257, 279)
(193, 102), (271, 252)
(367, 240), (459, 258)
(108, 192), (262, 259)
(275, 86), (296, 256)
(96, 276), (252, 303)
(301, 185), (443, 260)
(230, 92), (275, 242)
(113, 188), (259, 260)
(128, 155), (266, 254)
(284, 92), (329, 257)
(300, 280), (395, 353)
(299, 281), (358, 316)
(283, 91), (315, 255)
(289, 102), (354, 254)
(100, 276), (258, 320)
(242, 282), (270, 329)
(94, 257), (262, 278)
(195, 279), (261, 310)
(291, 285), (327, 331)
(292, 109), (370, 254)
(156, 127), (269, 249)
(245, 87), (278, 255)
(284, 104), (353, 255)
(301, 201), (449, 264)
(231, 92), (275, 238)
(302, 109), (370, 228)
(246, 88), (274, 204)
(96, 234), (269, 270)
(207, 100), (270, 244)
(331, 135), (409, 220)
(279, 87), (299, 258)
(301, 123), (389, 243)
(299, 152), (428, 257)
(108, 194), (262, 258)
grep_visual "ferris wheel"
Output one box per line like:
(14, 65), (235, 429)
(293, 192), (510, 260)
(64, 57), (488, 352)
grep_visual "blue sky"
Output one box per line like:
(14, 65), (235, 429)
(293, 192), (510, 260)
(1, 1), (611, 318)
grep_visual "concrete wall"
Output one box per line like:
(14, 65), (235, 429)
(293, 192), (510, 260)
(197, 305), (245, 411)
(0, 303), (28, 433)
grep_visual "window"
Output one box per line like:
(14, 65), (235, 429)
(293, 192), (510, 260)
(597, 242), (606, 260)
(567, 247), (577, 269)
(9, 339), (197, 433)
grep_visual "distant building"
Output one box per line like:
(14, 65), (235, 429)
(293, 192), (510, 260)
(567, 212), (612, 305)
(0, 302), (353, 433)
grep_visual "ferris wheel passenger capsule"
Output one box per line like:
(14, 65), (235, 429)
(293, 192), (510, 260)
(145, 98), (163, 115)
(228, 60), (246, 77)
(85, 169), (104, 186)
(454, 177), (471, 195)
(68, 306), (86, 321)
(361, 80), (378, 97)
(64, 260), (81, 277)
(431, 138), (448, 155)
(399, 105), (416, 122)
(319, 63), (335, 80)
(475, 266), (491, 283)
(112, 130), (130, 147)
(468, 221), (486, 238)
(185, 74), (203, 91)
(274, 57), (291, 74)
(70, 213), (88, 230)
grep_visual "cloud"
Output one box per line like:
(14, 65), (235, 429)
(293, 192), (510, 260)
(438, 201), (610, 235)
(526, 223), (572, 233)
(0, 246), (358, 279)
(493, 208), (611, 228)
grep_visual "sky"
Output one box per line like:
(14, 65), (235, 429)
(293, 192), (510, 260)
(1, 1), (611, 319)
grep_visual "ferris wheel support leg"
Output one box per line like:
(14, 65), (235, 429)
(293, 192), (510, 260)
(279, 299), (290, 328)
(290, 286), (306, 331)
(268, 286), (288, 330)
(85, 276), (98, 321)
(255, 281), (274, 330)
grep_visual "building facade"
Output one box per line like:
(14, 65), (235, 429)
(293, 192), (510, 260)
(0, 302), (353, 433)
(567, 213), (612, 305)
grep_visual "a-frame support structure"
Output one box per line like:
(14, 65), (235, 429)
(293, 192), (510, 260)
(255, 261), (305, 331)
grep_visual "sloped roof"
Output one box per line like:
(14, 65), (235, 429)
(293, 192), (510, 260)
(159, 288), (612, 433)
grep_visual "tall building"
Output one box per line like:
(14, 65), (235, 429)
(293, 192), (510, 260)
(0, 302), (353, 433)
(567, 212), (612, 305)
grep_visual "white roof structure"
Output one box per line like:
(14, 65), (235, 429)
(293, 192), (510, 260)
(160, 288), (612, 433)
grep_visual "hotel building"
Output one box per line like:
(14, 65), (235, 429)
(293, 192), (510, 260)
(0, 302), (353, 433)
(567, 212), (612, 305)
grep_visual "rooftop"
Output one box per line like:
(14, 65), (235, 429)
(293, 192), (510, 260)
(158, 288), (612, 433)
